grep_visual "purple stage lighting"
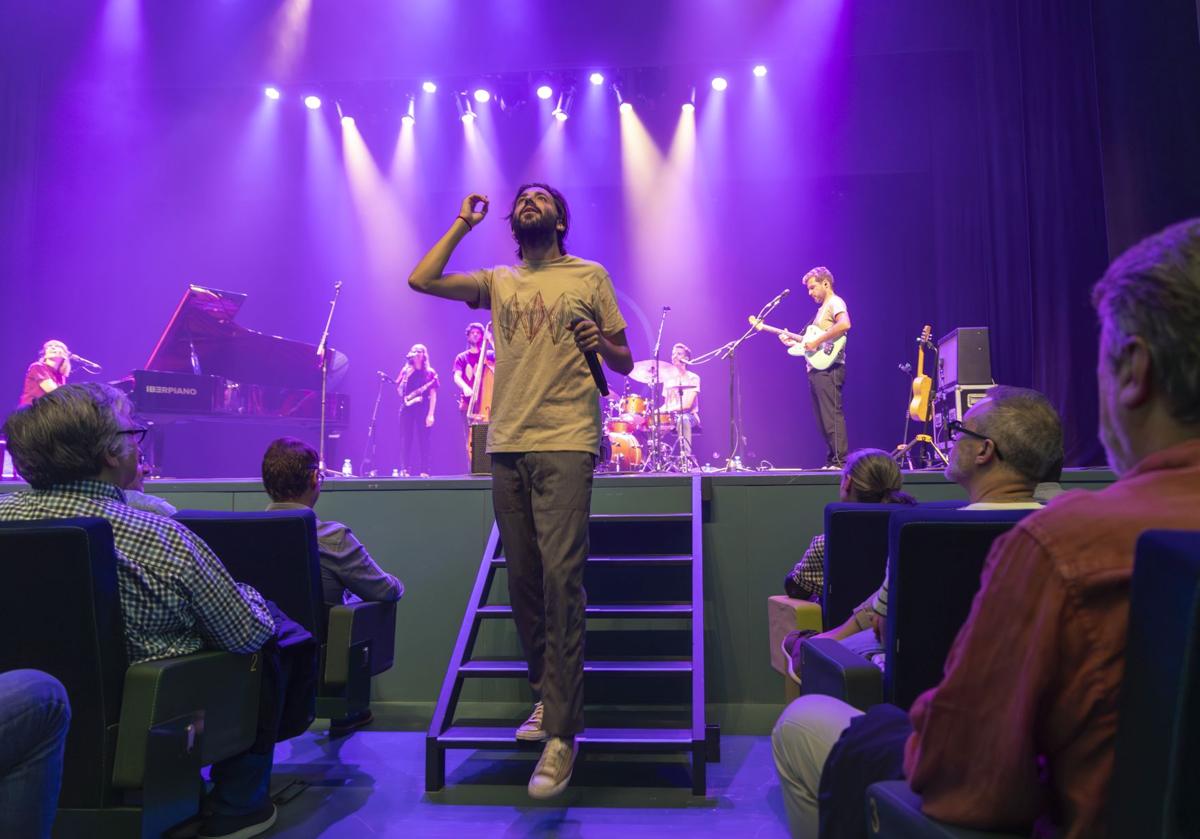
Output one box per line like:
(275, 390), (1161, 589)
(619, 101), (633, 114)
(340, 115), (354, 127)
(553, 107), (568, 122)
(711, 76), (728, 92)
(304, 95), (321, 110)
(753, 64), (768, 78)
(264, 86), (281, 100)
(402, 113), (415, 127)
(461, 111), (476, 124)
(422, 81), (437, 94)
(473, 89), (490, 104)
(589, 72), (605, 86)
(536, 85), (553, 100)
(682, 102), (695, 114)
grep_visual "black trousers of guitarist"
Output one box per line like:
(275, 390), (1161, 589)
(808, 363), (848, 467)
(398, 407), (431, 475)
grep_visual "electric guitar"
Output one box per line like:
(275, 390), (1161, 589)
(908, 325), (934, 423)
(747, 316), (847, 371)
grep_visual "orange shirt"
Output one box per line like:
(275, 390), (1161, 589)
(904, 439), (1200, 837)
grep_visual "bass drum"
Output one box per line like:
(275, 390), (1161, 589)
(607, 432), (643, 470)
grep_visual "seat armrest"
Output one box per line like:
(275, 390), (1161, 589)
(867, 781), (1023, 838)
(113, 651), (261, 788)
(325, 600), (397, 688)
(799, 638), (883, 711)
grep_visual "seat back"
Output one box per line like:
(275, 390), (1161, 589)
(0, 518), (128, 808)
(885, 508), (1032, 709)
(175, 509), (325, 641)
(822, 504), (895, 631)
(1110, 530), (1200, 836)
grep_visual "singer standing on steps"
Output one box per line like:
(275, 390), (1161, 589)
(18, 340), (72, 406)
(407, 183), (633, 799)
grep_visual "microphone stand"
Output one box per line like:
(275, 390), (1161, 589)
(643, 307), (670, 472)
(316, 281), (343, 475)
(360, 372), (393, 478)
(716, 290), (788, 472)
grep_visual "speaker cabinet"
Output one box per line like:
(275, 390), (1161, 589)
(937, 327), (992, 389)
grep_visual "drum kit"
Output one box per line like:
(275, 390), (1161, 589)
(600, 359), (700, 473)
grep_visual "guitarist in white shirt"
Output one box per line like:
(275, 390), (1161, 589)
(780, 266), (852, 469)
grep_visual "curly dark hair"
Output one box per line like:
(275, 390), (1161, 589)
(262, 437), (319, 502)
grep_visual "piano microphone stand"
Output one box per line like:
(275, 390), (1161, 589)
(316, 281), (343, 476)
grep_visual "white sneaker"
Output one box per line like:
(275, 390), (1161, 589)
(527, 736), (577, 799)
(516, 701), (546, 741)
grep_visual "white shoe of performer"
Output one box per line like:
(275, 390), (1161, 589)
(516, 701), (546, 741)
(528, 736), (577, 799)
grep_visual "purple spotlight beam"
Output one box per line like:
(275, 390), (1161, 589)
(304, 94), (321, 110)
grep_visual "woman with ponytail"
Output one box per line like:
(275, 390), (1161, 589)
(784, 448), (916, 600)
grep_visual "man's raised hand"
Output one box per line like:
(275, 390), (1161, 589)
(460, 193), (489, 227)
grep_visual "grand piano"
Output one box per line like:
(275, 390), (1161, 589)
(118, 285), (350, 478)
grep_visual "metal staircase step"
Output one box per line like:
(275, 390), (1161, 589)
(459, 659), (692, 676)
(436, 725), (695, 749)
(589, 513), (692, 523)
(476, 604), (692, 619)
(490, 554), (693, 567)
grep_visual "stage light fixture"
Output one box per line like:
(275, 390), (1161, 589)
(619, 101), (633, 114)
(473, 88), (490, 104)
(264, 86), (281, 100)
(552, 91), (572, 122)
(589, 72), (605, 86)
(753, 64), (768, 77)
(304, 95), (321, 110)
(711, 76), (728, 91)
(402, 97), (416, 126)
(340, 115), (354, 127)
(402, 114), (415, 127)
(462, 112), (476, 124)
(682, 102), (695, 114)
(536, 85), (553, 100)
(422, 81), (437, 93)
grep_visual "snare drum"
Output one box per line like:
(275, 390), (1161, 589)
(605, 417), (637, 434)
(645, 410), (677, 431)
(608, 432), (643, 470)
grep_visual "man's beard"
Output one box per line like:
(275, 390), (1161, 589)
(514, 212), (557, 255)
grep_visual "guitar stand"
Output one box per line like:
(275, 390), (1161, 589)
(892, 433), (948, 470)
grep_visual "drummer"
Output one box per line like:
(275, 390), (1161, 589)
(663, 342), (700, 457)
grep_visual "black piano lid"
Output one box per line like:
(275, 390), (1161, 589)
(144, 285), (329, 391)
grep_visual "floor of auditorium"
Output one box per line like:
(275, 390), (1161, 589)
(256, 718), (788, 837)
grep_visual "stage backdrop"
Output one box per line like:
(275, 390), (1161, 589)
(3, 0), (1195, 475)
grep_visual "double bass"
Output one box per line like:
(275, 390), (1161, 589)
(465, 322), (495, 459)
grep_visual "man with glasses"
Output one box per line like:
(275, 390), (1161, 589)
(771, 385), (1061, 837)
(0, 383), (282, 839)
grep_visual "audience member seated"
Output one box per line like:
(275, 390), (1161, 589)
(774, 218), (1200, 838)
(784, 448), (916, 602)
(0, 669), (71, 839)
(1034, 454), (1066, 503)
(122, 453), (177, 517)
(262, 437), (404, 609)
(807, 387), (1059, 665)
(0, 383), (280, 839)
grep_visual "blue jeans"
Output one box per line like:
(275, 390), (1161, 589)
(0, 670), (71, 839)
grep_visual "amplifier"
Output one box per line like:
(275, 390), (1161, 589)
(469, 423), (491, 475)
(937, 327), (992, 389)
(932, 385), (993, 454)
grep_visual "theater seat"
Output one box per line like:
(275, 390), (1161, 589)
(866, 529), (1200, 838)
(801, 508), (1032, 711)
(175, 509), (397, 725)
(0, 518), (261, 839)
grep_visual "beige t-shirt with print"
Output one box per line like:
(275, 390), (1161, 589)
(807, 292), (849, 371)
(466, 255), (628, 454)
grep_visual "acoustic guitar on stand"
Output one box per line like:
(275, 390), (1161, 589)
(747, 316), (847, 371)
(908, 325), (934, 423)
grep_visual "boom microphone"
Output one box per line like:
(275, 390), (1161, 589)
(568, 318), (609, 396)
(68, 353), (102, 371)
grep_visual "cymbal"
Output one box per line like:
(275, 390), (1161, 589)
(628, 359), (685, 385)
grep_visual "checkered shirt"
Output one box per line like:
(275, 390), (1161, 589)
(785, 533), (825, 600)
(0, 480), (274, 664)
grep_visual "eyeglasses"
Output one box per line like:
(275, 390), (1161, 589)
(117, 426), (149, 446)
(947, 420), (1003, 461)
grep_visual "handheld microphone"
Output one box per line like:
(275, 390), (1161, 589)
(69, 353), (102, 371)
(568, 318), (609, 396)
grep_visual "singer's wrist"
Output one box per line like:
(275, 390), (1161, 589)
(456, 215), (473, 232)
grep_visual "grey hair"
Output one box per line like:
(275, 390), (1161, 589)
(1092, 218), (1200, 426)
(975, 386), (1064, 485)
(2, 383), (133, 489)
